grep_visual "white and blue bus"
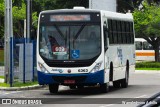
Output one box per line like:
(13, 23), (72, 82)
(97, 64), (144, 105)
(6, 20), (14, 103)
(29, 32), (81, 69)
(37, 7), (135, 93)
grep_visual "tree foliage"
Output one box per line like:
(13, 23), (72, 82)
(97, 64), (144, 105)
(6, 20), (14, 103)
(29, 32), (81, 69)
(133, 1), (160, 61)
(32, 0), (89, 14)
(0, 0), (4, 39)
(0, 0), (89, 38)
(117, 0), (160, 13)
(0, 0), (38, 38)
(0, 0), (4, 15)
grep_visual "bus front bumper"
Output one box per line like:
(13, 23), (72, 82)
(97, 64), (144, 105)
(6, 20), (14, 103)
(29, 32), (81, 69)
(37, 70), (104, 85)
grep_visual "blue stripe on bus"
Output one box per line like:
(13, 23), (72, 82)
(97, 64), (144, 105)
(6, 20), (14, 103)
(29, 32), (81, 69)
(37, 70), (104, 85)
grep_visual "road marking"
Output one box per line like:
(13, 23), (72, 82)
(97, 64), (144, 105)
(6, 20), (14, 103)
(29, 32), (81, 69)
(135, 70), (160, 74)
(134, 95), (147, 98)
(0, 91), (22, 96)
(100, 104), (115, 107)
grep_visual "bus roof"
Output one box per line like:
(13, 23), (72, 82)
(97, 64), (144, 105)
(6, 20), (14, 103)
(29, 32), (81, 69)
(101, 10), (133, 21)
(135, 38), (147, 42)
(40, 8), (133, 21)
(40, 8), (100, 14)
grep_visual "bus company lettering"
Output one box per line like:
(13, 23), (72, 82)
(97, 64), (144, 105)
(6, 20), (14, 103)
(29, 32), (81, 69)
(78, 69), (88, 72)
(51, 69), (63, 73)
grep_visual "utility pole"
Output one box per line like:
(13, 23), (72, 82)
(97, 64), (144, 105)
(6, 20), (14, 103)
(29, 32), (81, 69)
(4, 0), (13, 85)
(26, 0), (32, 42)
(4, 0), (9, 83)
(23, 0), (32, 83)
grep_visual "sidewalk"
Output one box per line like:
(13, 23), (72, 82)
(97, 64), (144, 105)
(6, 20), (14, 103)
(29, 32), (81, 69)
(0, 78), (45, 91)
(0, 78), (4, 83)
(0, 66), (44, 91)
(0, 85), (45, 91)
(135, 70), (160, 73)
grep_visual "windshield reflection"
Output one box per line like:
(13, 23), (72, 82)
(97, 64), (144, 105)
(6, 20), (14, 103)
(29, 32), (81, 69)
(39, 24), (101, 60)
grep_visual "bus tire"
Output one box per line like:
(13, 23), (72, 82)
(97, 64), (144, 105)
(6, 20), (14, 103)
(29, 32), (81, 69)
(49, 84), (59, 93)
(69, 85), (76, 89)
(109, 63), (113, 81)
(100, 83), (109, 93)
(113, 80), (121, 88)
(121, 63), (129, 88)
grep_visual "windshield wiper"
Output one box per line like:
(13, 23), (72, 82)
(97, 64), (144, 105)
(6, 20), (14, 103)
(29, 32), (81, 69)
(74, 24), (86, 40)
(54, 24), (67, 44)
(73, 24), (86, 48)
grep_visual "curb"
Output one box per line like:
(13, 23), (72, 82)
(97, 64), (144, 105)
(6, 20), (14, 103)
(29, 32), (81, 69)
(0, 85), (46, 91)
(135, 70), (160, 73)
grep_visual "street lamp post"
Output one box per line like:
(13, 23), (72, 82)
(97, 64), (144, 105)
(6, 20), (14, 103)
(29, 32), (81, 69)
(26, 0), (32, 42)
(4, 0), (13, 87)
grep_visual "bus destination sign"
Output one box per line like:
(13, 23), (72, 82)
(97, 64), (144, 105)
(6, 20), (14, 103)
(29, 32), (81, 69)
(50, 15), (90, 22)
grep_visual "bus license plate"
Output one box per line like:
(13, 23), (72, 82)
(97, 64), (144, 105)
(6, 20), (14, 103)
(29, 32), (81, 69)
(64, 80), (75, 84)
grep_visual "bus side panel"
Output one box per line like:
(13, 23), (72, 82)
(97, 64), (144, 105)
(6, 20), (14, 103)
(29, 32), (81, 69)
(108, 44), (135, 81)
(108, 45), (124, 81)
(121, 45), (135, 76)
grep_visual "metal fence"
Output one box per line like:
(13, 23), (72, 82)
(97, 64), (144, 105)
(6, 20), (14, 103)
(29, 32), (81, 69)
(0, 66), (4, 76)
(0, 38), (37, 84)
(13, 38), (37, 83)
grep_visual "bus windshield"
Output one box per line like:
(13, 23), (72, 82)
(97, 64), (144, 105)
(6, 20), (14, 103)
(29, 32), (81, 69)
(39, 23), (101, 61)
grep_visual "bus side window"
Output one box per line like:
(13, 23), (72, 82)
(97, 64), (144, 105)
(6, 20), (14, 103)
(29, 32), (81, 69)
(143, 42), (153, 50)
(126, 22), (130, 44)
(117, 21), (122, 44)
(130, 22), (134, 44)
(103, 21), (108, 51)
(112, 20), (117, 44)
(121, 21), (125, 44)
(135, 41), (142, 50)
(124, 21), (128, 44)
(108, 19), (113, 44)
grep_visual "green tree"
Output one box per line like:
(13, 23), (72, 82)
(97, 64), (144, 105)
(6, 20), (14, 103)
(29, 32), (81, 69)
(133, 1), (160, 62)
(0, 0), (38, 38)
(0, 0), (4, 39)
(117, 0), (160, 13)
(32, 0), (89, 14)
(12, 2), (26, 37)
(12, 1), (38, 37)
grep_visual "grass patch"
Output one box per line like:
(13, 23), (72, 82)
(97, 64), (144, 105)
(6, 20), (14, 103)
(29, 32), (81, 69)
(0, 50), (4, 66)
(136, 61), (160, 69)
(0, 81), (38, 87)
(13, 81), (38, 87)
(0, 76), (4, 79)
(0, 83), (10, 87)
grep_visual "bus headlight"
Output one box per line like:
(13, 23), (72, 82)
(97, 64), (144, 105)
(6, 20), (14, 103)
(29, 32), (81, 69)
(38, 62), (49, 73)
(90, 61), (102, 73)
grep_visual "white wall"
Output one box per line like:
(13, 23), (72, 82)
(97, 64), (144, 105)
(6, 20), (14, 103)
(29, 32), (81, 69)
(89, 0), (117, 12)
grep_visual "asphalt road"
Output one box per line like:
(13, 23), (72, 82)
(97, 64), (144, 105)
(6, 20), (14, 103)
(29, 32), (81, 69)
(0, 71), (160, 107)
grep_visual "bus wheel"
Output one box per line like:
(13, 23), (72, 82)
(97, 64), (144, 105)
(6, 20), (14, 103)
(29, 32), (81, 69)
(100, 83), (109, 93)
(49, 84), (59, 93)
(69, 85), (76, 89)
(121, 65), (129, 88)
(113, 80), (121, 88)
